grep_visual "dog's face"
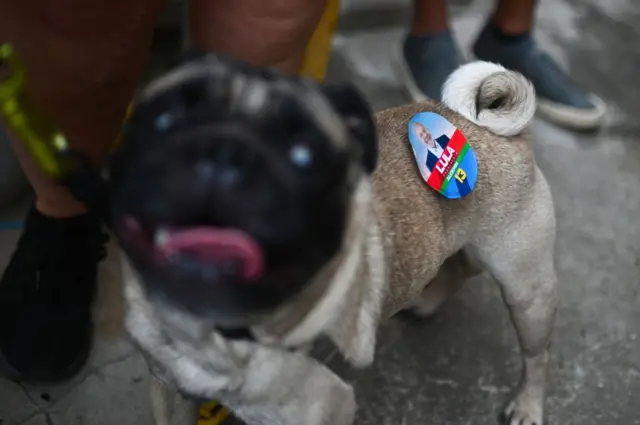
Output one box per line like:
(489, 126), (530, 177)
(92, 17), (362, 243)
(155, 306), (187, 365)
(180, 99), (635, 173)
(109, 53), (377, 326)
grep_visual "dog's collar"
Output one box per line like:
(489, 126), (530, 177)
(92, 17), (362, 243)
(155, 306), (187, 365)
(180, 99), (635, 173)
(215, 326), (255, 341)
(215, 326), (302, 353)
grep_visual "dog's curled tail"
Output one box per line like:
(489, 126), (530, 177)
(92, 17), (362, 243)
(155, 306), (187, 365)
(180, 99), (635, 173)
(442, 61), (536, 136)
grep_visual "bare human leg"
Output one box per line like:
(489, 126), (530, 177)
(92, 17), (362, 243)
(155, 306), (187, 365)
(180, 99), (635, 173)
(0, 0), (163, 382)
(189, 0), (328, 74)
(411, 0), (449, 36)
(491, 0), (536, 35)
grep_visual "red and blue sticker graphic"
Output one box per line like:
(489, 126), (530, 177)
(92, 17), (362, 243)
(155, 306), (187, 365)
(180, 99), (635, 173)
(408, 112), (477, 199)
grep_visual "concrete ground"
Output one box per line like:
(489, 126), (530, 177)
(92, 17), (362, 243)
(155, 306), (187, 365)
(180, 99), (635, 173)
(1, 0), (639, 424)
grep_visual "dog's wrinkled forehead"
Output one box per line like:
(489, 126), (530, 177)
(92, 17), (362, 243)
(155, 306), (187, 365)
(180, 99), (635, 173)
(137, 54), (350, 149)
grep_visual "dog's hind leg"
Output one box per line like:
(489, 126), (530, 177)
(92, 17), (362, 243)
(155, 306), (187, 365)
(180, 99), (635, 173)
(471, 169), (558, 425)
(409, 250), (482, 317)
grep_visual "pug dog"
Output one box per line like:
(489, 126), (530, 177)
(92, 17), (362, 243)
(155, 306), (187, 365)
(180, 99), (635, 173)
(109, 54), (558, 425)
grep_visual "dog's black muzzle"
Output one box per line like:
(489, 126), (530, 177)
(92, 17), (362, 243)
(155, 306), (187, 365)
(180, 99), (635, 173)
(103, 53), (372, 327)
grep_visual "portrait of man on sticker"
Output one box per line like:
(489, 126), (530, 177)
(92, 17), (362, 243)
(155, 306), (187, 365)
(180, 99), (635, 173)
(410, 121), (450, 174)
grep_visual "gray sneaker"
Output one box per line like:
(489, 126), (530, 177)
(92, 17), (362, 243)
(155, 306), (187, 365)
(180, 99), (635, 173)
(473, 24), (606, 130)
(399, 31), (463, 102)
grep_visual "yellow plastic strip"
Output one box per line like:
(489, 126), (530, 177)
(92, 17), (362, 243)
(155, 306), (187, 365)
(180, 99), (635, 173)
(299, 0), (340, 82)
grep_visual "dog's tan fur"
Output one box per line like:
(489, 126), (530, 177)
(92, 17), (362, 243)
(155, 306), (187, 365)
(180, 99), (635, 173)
(121, 62), (558, 425)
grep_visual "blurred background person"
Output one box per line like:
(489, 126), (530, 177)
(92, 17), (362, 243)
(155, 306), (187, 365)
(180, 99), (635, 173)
(400, 0), (607, 130)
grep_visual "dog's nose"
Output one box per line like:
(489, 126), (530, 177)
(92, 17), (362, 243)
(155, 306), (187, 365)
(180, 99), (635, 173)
(194, 137), (257, 189)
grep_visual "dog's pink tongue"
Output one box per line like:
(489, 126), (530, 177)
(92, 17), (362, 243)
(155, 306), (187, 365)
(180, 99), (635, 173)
(159, 227), (264, 280)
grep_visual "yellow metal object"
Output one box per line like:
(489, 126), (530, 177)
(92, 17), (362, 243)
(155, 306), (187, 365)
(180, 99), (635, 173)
(197, 400), (231, 425)
(0, 43), (70, 179)
(299, 0), (340, 82)
(0, 43), (129, 160)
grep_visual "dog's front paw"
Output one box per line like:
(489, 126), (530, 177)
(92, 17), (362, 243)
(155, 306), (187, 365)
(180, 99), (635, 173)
(501, 390), (544, 425)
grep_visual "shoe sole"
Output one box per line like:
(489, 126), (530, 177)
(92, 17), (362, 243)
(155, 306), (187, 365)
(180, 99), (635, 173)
(0, 349), (23, 381)
(396, 43), (607, 130)
(536, 94), (607, 131)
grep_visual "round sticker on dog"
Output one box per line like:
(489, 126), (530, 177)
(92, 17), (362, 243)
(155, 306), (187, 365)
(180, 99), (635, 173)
(408, 112), (477, 199)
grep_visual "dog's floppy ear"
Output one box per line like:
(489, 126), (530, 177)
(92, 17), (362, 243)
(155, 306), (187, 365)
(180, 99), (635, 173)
(322, 82), (378, 174)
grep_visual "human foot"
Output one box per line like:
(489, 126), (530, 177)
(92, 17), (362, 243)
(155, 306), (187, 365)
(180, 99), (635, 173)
(399, 31), (463, 102)
(0, 206), (107, 382)
(473, 24), (606, 130)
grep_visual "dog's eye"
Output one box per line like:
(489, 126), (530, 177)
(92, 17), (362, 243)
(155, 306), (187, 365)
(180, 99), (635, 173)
(289, 143), (313, 168)
(154, 112), (174, 132)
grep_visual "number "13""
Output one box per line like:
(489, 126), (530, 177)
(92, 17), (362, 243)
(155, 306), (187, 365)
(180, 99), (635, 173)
(455, 168), (467, 183)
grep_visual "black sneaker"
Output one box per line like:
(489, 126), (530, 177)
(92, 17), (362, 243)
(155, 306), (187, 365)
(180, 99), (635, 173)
(0, 207), (108, 382)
